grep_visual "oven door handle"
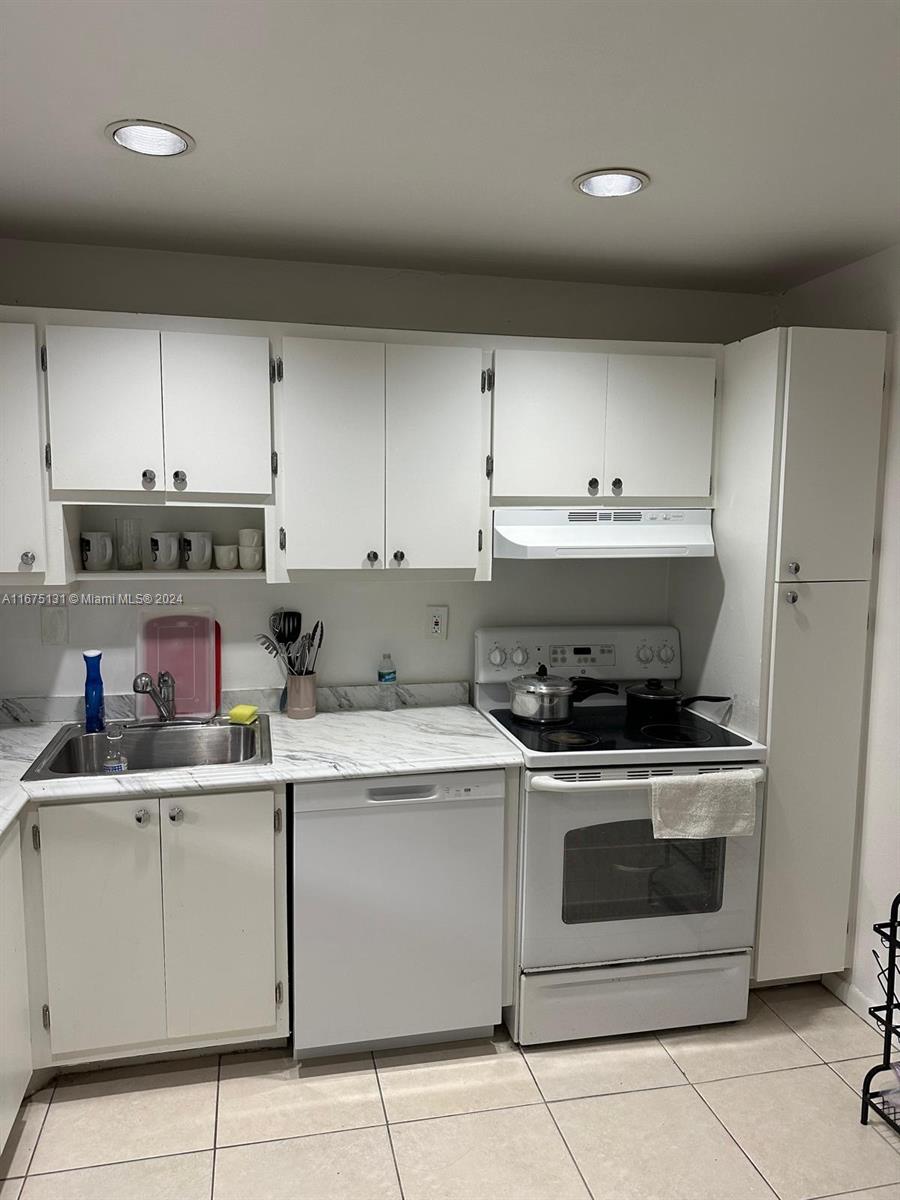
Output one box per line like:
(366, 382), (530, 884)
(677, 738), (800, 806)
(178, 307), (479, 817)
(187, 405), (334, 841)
(529, 775), (654, 793)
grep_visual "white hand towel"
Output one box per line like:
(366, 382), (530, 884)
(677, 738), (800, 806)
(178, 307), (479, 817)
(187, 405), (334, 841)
(650, 769), (764, 839)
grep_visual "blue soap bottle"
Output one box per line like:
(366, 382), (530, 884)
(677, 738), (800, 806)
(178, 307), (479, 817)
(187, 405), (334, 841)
(83, 650), (105, 733)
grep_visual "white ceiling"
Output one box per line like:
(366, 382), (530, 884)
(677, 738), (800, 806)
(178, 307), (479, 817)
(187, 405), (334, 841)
(1, 0), (899, 292)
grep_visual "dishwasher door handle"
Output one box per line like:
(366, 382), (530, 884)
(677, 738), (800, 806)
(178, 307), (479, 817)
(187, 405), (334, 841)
(365, 785), (443, 804)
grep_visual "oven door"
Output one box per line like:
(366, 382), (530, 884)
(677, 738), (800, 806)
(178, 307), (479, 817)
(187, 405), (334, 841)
(521, 769), (763, 970)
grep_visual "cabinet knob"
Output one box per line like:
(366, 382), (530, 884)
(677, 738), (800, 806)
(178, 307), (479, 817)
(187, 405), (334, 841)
(172, 469), (187, 488)
(367, 550), (379, 564)
(19, 550), (35, 566)
(611, 477), (623, 492)
(142, 468), (156, 488)
(168, 806), (184, 824)
(588, 477), (599, 491)
(785, 590), (799, 605)
(393, 550), (405, 563)
(134, 808), (151, 826)
(787, 561), (800, 575)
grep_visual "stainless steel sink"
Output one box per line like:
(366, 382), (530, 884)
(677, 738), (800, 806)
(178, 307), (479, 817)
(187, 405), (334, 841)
(23, 716), (272, 781)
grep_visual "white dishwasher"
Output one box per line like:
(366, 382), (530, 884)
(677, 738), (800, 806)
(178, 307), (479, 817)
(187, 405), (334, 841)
(292, 769), (505, 1056)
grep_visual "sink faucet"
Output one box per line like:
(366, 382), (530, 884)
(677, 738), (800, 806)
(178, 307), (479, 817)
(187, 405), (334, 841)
(133, 671), (176, 721)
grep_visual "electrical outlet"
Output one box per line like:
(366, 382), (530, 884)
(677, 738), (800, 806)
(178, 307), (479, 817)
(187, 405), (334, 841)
(41, 605), (69, 646)
(426, 605), (448, 640)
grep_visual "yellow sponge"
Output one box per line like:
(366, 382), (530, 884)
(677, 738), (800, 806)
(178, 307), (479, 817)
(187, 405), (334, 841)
(228, 704), (259, 725)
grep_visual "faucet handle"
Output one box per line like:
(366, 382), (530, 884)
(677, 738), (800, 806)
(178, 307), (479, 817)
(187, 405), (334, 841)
(133, 672), (153, 694)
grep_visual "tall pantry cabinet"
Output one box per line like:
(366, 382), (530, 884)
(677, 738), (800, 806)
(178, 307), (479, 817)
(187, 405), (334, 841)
(671, 326), (886, 983)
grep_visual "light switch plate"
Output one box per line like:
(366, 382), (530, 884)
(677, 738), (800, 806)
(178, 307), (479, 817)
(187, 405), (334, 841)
(426, 605), (448, 640)
(41, 605), (69, 645)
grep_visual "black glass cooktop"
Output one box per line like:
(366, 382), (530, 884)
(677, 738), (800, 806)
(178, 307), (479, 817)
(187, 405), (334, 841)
(490, 705), (752, 753)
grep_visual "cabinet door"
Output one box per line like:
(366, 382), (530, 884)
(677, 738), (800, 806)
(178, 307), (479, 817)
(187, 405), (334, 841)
(44, 326), (164, 494)
(161, 332), (273, 496)
(39, 801), (167, 1054)
(385, 344), (483, 569)
(0, 827), (31, 1149)
(492, 349), (607, 499)
(755, 580), (870, 982)
(776, 328), (886, 582)
(161, 791), (276, 1038)
(281, 337), (385, 569)
(0, 324), (45, 573)
(605, 354), (716, 497)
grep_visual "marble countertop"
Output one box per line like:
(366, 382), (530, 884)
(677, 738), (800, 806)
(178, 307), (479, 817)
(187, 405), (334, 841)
(0, 706), (522, 839)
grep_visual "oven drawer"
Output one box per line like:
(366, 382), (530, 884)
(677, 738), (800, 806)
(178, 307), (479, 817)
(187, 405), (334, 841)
(517, 951), (750, 1045)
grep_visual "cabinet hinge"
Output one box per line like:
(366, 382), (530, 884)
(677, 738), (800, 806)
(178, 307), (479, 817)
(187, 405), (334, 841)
(485, 367), (494, 392)
(485, 454), (494, 480)
(274, 807), (283, 834)
(31, 824), (40, 851)
(41, 1003), (50, 1030)
(478, 529), (483, 552)
(271, 450), (279, 477)
(44, 443), (51, 471)
(278, 526), (286, 552)
(40, 345), (47, 372)
(276, 357), (283, 382)
(714, 376), (718, 398)
(481, 370), (486, 393)
(269, 359), (277, 384)
(275, 980), (284, 1005)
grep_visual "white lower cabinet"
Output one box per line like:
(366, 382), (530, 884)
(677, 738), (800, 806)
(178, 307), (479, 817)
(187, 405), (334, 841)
(755, 581), (871, 982)
(0, 825), (31, 1150)
(161, 791), (276, 1038)
(36, 790), (284, 1060)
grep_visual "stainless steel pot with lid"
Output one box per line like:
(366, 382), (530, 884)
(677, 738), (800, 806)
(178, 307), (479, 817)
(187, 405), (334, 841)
(508, 664), (575, 724)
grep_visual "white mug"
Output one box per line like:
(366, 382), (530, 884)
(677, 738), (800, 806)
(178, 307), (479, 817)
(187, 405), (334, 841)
(239, 545), (263, 571)
(183, 531), (213, 571)
(238, 528), (264, 548)
(150, 531), (181, 570)
(80, 532), (114, 572)
(214, 543), (238, 570)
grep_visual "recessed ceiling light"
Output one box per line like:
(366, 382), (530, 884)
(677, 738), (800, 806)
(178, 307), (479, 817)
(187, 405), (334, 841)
(573, 169), (649, 197)
(105, 120), (194, 157)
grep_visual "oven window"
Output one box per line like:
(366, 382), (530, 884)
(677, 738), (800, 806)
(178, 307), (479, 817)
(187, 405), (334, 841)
(562, 819), (725, 923)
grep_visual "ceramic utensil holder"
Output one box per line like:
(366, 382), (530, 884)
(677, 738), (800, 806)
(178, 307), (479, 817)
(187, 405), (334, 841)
(287, 673), (316, 720)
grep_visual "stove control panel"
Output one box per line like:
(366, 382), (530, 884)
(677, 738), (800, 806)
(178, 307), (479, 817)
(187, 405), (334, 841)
(475, 626), (682, 683)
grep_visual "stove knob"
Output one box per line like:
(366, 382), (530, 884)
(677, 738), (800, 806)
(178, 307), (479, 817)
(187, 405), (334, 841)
(488, 646), (507, 667)
(636, 644), (654, 664)
(510, 646), (529, 667)
(657, 644), (675, 664)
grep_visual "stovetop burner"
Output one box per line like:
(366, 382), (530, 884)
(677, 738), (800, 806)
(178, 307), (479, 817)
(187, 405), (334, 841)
(491, 704), (752, 754)
(539, 728), (602, 749)
(640, 723), (714, 745)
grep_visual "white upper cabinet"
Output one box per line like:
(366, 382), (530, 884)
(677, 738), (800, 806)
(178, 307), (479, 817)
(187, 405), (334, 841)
(605, 355), (716, 498)
(776, 327), (886, 582)
(0, 324), (45, 573)
(385, 344), (484, 569)
(281, 337), (385, 569)
(161, 332), (273, 496)
(492, 350), (608, 499)
(45, 326), (165, 494)
(161, 791), (277, 1039)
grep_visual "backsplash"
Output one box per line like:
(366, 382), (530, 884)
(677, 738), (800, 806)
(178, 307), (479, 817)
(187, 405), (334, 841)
(0, 682), (469, 725)
(0, 559), (669, 701)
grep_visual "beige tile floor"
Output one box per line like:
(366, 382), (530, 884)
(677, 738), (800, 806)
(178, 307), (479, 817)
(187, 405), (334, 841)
(0, 983), (897, 1200)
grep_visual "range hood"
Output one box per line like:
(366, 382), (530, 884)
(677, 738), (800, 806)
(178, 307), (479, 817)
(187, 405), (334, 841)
(493, 508), (714, 559)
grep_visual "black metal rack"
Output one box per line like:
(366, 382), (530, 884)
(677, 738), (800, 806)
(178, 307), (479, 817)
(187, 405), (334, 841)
(861, 891), (900, 1135)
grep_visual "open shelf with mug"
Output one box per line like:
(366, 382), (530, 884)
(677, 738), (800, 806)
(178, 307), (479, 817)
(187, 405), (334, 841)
(50, 503), (274, 584)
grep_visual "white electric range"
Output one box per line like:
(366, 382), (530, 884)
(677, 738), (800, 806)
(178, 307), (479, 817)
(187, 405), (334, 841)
(474, 625), (767, 1045)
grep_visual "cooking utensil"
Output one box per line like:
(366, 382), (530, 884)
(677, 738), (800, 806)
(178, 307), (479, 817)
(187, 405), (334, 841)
(508, 665), (619, 724)
(624, 679), (730, 726)
(256, 633), (289, 667)
(307, 620), (323, 675)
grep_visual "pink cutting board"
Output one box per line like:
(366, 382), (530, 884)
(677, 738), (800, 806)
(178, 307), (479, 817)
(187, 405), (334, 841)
(137, 610), (217, 720)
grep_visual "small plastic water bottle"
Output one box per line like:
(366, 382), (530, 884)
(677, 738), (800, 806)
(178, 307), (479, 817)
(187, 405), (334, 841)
(102, 724), (128, 774)
(378, 652), (398, 711)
